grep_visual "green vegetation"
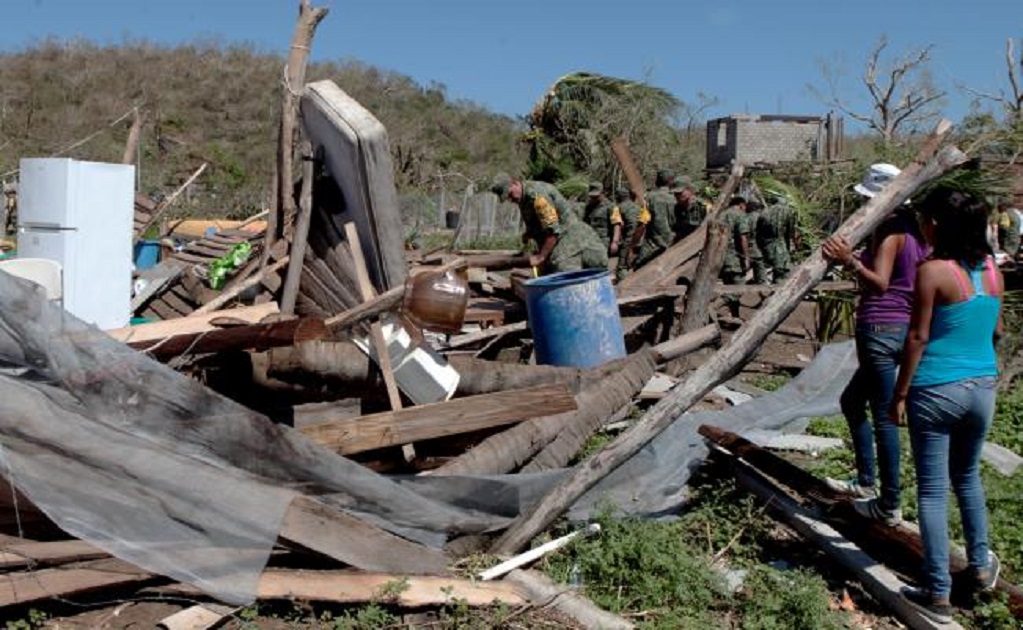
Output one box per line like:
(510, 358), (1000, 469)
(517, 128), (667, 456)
(539, 481), (847, 629)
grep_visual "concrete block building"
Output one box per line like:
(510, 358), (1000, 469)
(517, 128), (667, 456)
(706, 113), (843, 169)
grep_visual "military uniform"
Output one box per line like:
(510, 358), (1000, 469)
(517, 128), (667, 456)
(745, 205), (767, 284)
(634, 185), (675, 267)
(614, 195), (641, 281)
(672, 198), (707, 242)
(582, 194), (623, 252)
(518, 180), (608, 274)
(756, 202), (798, 281)
(718, 205), (750, 285)
(999, 207), (1021, 260)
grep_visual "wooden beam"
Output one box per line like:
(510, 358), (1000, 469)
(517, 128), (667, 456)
(0, 558), (154, 607)
(489, 121), (967, 555)
(160, 570), (527, 607)
(108, 303), (279, 343)
(0, 539), (107, 570)
(299, 385), (576, 455)
(279, 496), (448, 575)
(280, 139), (314, 315)
(130, 316), (328, 360)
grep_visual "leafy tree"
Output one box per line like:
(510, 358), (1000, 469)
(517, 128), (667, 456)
(525, 72), (685, 187)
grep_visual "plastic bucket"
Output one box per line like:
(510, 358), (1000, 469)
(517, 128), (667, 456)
(523, 268), (626, 368)
(133, 240), (161, 270)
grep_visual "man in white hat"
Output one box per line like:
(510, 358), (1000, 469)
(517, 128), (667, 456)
(853, 163), (901, 198)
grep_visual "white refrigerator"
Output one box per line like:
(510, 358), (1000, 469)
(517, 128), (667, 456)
(17, 158), (135, 330)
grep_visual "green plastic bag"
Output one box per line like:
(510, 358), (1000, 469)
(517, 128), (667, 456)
(208, 241), (253, 290)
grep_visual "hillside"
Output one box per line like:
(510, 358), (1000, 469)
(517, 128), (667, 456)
(0, 39), (526, 217)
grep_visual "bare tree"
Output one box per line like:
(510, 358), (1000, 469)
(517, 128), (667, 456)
(812, 35), (946, 144)
(964, 37), (1023, 125)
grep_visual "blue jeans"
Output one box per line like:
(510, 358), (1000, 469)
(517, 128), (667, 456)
(839, 323), (907, 511)
(908, 376), (996, 598)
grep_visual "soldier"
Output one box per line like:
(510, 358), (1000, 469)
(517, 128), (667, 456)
(756, 196), (800, 281)
(745, 200), (768, 285)
(613, 186), (641, 281)
(581, 182), (624, 256)
(490, 173), (608, 274)
(628, 169), (675, 269)
(997, 201), (1020, 263)
(718, 195), (751, 285)
(670, 176), (707, 243)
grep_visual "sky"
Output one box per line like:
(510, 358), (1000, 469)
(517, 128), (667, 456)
(2, 0), (1021, 131)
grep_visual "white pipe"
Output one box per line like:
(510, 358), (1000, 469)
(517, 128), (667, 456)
(479, 523), (600, 581)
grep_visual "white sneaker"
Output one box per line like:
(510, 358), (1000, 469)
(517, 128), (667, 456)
(824, 477), (877, 500)
(853, 498), (902, 527)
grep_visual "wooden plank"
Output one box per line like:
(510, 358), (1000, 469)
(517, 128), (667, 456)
(131, 262), (184, 312)
(0, 539), (108, 570)
(148, 299), (185, 320)
(108, 303), (279, 342)
(161, 290), (196, 316)
(279, 496), (448, 575)
(158, 603), (239, 630)
(299, 385), (577, 455)
(130, 317), (327, 360)
(190, 256), (289, 315)
(0, 558), (154, 607)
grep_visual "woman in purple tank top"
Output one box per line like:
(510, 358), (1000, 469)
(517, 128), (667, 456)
(820, 163), (929, 526)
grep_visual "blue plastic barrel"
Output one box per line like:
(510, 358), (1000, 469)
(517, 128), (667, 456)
(133, 240), (161, 270)
(523, 268), (626, 368)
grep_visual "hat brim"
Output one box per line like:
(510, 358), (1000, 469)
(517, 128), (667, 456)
(853, 183), (876, 198)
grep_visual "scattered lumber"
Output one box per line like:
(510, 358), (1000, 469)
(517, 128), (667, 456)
(0, 538), (107, 570)
(701, 424), (1023, 621)
(299, 385), (577, 455)
(489, 121), (968, 555)
(192, 256), (290, 315)
(715, 444), (960, 630)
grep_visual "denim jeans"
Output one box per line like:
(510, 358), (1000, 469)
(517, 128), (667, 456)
(839, 323), (908, 512)
(908, 376), (996, 598)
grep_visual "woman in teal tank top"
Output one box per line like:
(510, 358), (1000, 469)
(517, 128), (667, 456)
(889, 188), (1004, 623)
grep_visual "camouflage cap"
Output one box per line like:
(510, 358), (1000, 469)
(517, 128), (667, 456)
(671, 175), (693, 192)
(614, 186), (631, 199)
(490, 173), (513, 201)
(587, 181), (603, 196)
(655, 169), (675, 187)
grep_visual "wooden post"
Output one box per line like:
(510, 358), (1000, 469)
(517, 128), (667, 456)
(280, 139), (314, 315)
(489, 121), (966, 555)
(344, 223), (415, 461)
(665, 220), (729, 376)
(263, 0), (328, 268)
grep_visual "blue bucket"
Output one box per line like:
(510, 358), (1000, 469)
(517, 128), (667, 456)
(133, 240), (161, 270)
(523, 268), (626, 368)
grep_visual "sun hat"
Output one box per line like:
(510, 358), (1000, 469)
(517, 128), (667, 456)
(854, 163), (901, 198)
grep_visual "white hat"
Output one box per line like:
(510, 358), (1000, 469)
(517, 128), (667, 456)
(854, 163), (901, 198)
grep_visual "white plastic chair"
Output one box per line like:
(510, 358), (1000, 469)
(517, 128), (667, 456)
(0, 257), (63, 303)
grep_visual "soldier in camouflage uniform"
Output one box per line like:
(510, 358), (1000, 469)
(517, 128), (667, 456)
(631, 169), (676, 269)
(745, 200), (767, 284)
(755, 198), (799, 281)
(671, 177), (707, 243)
(613, 187), (641, 281)
(718, 196), (751, 285)
(491, 174), (608, 274)
(997, 201), (1021, 262)
(582, 182), (624, 255)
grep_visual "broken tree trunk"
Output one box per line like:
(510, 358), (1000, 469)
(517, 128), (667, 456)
(430, 348), (656, 476)
(489, 121), (967, 555)
(650, 323), (720, 364)
(506, 569), (635, 630)
(264, 0), (328, 266)
(520, 349), (657, 472)
(299, 385), (577, 455)
(280, 139), (314, 315)
(665, 220), (729, 376)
